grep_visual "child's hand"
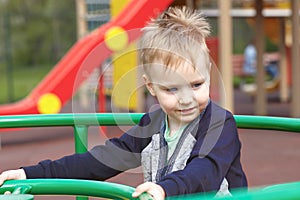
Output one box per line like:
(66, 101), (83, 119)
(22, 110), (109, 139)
(132, 182), (165, 200)
(0, 169), (27, 186)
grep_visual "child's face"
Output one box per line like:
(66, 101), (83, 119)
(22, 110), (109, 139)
(144, 60), (210, 129)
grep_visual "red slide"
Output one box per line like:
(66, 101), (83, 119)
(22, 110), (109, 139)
(0, 0), (173, 115)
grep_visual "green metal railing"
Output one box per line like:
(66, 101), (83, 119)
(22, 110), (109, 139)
(1, 114), (299, 153)
(0, 113), (144, 153)
(0, 113), (300, 199)
(0, 179), (148, 200)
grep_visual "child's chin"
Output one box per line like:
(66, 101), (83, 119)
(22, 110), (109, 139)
(180, 115), (198, 123)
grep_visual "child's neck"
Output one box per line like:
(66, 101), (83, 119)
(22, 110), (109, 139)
(168, 122), (188, 137)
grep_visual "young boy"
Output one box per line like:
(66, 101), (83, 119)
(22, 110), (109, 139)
(0, 7), (247, 199)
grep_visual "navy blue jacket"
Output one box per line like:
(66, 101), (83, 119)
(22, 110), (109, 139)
(23, 101), (247, 197)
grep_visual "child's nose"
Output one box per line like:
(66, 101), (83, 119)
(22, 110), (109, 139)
(178, 92), (193, 105)
(179, 96), (193, 104)
(179, 97), (192, 105)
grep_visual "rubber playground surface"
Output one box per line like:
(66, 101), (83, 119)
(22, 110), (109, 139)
(1, 89), (300, 199)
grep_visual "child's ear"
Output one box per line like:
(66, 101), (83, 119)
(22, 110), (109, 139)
(143, 74), (156, 96)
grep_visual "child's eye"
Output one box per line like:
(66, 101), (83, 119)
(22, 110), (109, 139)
(166, 88), (178, 92)
(192, 83), (203, 89)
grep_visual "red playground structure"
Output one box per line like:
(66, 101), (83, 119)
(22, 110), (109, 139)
(0, 0), (173, 115)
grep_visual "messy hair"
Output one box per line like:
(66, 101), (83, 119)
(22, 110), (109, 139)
(138, 6), (211, 74)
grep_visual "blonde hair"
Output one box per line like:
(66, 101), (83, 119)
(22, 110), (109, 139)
(139, 6), (211, 75)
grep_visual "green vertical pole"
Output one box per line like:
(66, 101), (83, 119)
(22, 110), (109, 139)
(74, 125), (88, 200)
(74, 125), (88, 153)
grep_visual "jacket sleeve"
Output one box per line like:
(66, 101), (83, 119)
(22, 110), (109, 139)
(23, 150), (122, 180)
(157, 109), (247, 197)
(23, 113), (154, 180)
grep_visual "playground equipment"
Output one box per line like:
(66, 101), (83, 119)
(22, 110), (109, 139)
(235, 2), (292, 99)
(239, 52), (281, 95)
(240, 77), (280, 95)
(0, 0), (173, 115)
(0, 179), (151, 200)
(0, 113), (300, 199)
(0, 0), (222, 115)
(1, 178), (300, 200)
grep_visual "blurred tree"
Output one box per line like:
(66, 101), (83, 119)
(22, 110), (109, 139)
(0, 0), (76, 67)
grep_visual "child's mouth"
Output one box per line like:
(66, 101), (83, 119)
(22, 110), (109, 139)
(179, 107), (195, 114)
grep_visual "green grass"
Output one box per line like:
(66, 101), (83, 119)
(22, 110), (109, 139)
(0, 64), (53, 104)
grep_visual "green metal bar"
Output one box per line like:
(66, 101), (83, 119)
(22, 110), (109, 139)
(234, 115), (300, 132)
(168, 181), (300, 200)
(12, 185), (32, 194)
(2, 179), (300, 200)
(0, 114), (299, 132)
(0, 113), (143, 128)
(0, 179), (139, 200)
(74, 125), (88, 154)
(0, 194), (34, 200)
(73, 125), (89, 200)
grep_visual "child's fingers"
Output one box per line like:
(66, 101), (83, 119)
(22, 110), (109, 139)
(0, 169), (26, 186)
(0, 171), (11, 186)
(4, 191), (12, 195)
(132, 182), (165, 200)
(0, 173), (7, 185)
(132, 182), (152, 197)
